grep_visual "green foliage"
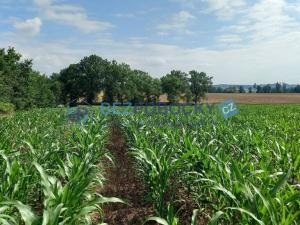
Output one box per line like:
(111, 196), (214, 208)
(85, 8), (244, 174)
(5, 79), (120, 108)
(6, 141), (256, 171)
(57, 57), (164, 105)
(130, 70), (162, 104)
(239, 85), (246, 93)
(1, 46), (213, 109)
(0, 109), (123, 224)
(161, 69), (213, 103)
(161, 70), (189, 103)
(103, 61), (135, 104)
(189, 70), (213, 103)
(123, 105), (300, 224)
(58, 55), (109, 104)
(1, 103), (299, 224)
(294, 85), (300, 93)
(0, 102), (15, 115)
(0, 47), (60, 110)
(27, 72), (57, 108)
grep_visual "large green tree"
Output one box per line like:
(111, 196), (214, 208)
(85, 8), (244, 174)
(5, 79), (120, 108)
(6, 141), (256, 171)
(102, 60), (132, 104)
(0, 47), (58, 109)
(58, 64), (83, 103)
(79, 55), (108, 103)
(275, 82), (282, 93)
(151, 78), (162, 102)
(28, 72), (57, 108)
(239, 86), (246, 93)
(0, 48), (31, 109)
(161, 70), (189, 103)
(114, 63), (136, 104)
(58, 55), (108, 104)
(294, 85), (300, 93)
(262, 85), (272, 93)
(189, 70), (213, 103)
(103, 62), (162, 105)
(130, 70), (162, 104)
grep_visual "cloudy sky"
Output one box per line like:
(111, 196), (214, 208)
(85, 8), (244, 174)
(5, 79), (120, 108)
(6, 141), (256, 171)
(1, 0), (300, 84)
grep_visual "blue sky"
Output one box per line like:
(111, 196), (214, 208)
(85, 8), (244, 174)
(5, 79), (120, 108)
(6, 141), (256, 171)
(1, 0), (300, 84)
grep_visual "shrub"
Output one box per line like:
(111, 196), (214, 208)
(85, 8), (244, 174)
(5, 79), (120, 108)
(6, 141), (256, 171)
(0, 102), (15, 115)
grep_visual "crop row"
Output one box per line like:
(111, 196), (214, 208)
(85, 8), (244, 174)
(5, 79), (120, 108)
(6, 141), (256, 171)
(1, 105), (299, 225)
(122, 105), (300, 224)
(0, 109), (122, 224)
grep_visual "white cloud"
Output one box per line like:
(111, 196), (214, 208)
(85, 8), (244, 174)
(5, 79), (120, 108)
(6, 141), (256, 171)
(114, 13), (136, 18)
(14, 17), (42, 36)
(157, 11), (195, 35)
(2, 0), (300, 85)
(202, 0), (246, 19)
(294, 4), (300, 13)
(217, 34), (242, 44)
(222, 0), (300, 43)
(2, 29), (299, 84)
(171, 0), (246, 19)
(33, 0), (113, 32)
(115, 32), (300, 84)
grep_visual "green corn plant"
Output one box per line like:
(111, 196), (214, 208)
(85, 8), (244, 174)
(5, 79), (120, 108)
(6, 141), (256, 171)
(144, 208), (200, 225)
(0, 151), (25, 202)
(0, 107), (124, 224)
(1, 160), (123, 224)
(2, 101), (300, 224)
(123, 105), (300, 224)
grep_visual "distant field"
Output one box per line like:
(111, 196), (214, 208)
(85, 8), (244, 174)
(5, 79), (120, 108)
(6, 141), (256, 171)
(160, 93), (300, 104)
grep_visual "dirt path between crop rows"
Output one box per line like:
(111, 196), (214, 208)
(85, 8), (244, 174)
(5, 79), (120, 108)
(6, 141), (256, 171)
(99, 123), (154, 225)
(93, 123), (207, 225)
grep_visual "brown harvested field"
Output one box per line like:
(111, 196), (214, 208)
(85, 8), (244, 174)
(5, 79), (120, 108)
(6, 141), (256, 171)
(160, 93), (300, 104)
(204, 93), (300, 104)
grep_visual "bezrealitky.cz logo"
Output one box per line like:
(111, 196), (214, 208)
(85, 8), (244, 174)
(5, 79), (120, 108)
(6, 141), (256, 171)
(66, 99), (238, 125)
(100, 102), (215, 116)
(218, 99), (238, 119)
(66, 105), (89, 124)
(100, 99), (239, 119)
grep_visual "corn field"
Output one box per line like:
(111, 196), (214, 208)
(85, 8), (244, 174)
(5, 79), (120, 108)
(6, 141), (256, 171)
(0, 108), (122, 224)
(0, 105), (299, 224)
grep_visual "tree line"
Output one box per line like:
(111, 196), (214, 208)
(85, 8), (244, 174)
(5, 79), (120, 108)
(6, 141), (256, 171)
(211, 83), (300, 93)
(1, 47), (300, 111)
(0, 48), (60, 110)
(0, 47), (213, 110)
(54, 54), (213, 105)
